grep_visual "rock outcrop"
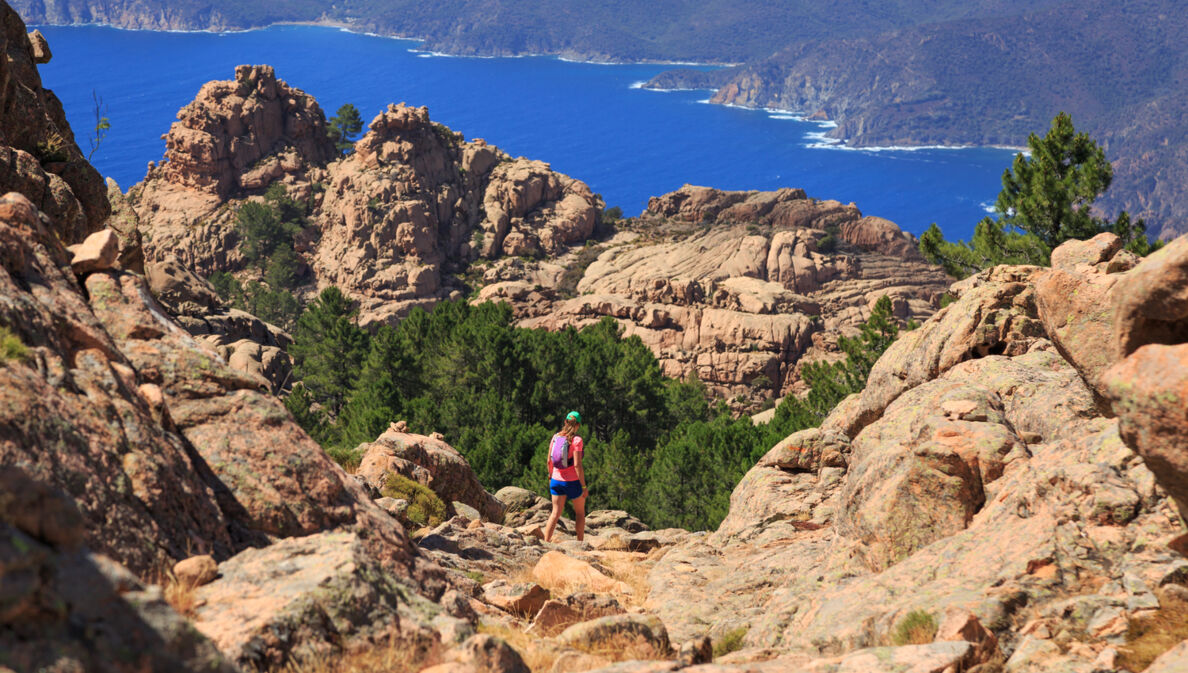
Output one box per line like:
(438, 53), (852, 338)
(0, 7), (108, 242)
(310, 102), (600, 324)
(129, 69), (948, 407)
(637, 235), (1188, 672)
(357, 426), (508, 524)
(497, 185), (949, 404)
(129, 67), (602, 326)
(0, 39), (453, 662)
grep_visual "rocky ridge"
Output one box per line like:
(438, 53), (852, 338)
(485, 185), (948, 402)
(127, 65), (948, 405)
(127, 64), (602, 327)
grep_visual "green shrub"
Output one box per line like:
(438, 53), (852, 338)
(713, 626), (748, 658)
(381, 472), (447, 527)
(558, 244), (604, 297)
(0, 327), (29, 362)
(891, 609), (937, 646)
(326, 445), (365, 471)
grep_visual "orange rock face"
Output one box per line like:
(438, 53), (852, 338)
(0, 10), (108, 242)
(158, 64), (336, 199)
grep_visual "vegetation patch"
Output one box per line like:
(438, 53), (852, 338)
(816, 224), (841, 253)
(920, 112), (1161, 279)
(326, 445), (365, 472)
(1117, 593), (1188, 672)
(713, 626), (748, 658)
(282, 290), (909, 532)
(890, 609), (937, 646)
(0, 327), (29, 362)
(558, 243), (604, 297)
(380, 472), (447, 527)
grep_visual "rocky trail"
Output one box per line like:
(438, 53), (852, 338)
(1, 3), (1188, 672)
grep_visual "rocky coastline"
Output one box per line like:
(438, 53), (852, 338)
(2, 4), (1187, 673)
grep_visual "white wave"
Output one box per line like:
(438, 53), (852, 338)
(768, 113), (803, 121)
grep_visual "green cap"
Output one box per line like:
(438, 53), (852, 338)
(566, 410), (582, 424)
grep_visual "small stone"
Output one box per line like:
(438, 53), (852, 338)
(557, 613), (671, 656)
(453, 500), (482, 522)
(935, 609), (998, 665)
(172, 555), (217, 588)
(625, 532), (661, 553)
(481, 580), (550, 617)
(389, 420), (408, 433)
(678, 636), (713, 666)
(516, 524), (544, 540)
(941, 399), (978, 419)
(70, 229), (120, 275)
(1093, 647), (1118, 670)
(28, 30), (51, 64)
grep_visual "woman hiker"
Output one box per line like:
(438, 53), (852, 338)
(544, 411), (586, 543)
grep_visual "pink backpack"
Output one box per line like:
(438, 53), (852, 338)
(549, 434), (571, 470)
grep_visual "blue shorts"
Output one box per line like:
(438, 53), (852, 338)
(549, 479), (584, 499)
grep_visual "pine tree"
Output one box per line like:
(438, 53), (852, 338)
(289, 287), (370, 416)
(920, 112), (1160, 278)
(328, 103), (364, 155)
(336, 325), (422, 447)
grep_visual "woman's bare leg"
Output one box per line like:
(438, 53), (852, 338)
(571, 493), (587, 542)
(544, 493), (566, 542)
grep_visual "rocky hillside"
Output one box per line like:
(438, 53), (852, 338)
(125, 64), (948, 407)
(3, 2), (1188, 670)
(650, 0), (1188, 241)
(483, 185), (948, 404)
(10, 0), (1069, 63)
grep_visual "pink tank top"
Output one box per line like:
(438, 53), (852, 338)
(551, 436), (584, 481)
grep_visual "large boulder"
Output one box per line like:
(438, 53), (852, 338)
(844, 264), (1046, 437)
(156, 64), (336, 199)
(1033, 233), (1132, 395)
(1104, 237), (1188, 522)
(357, 428), (506, 523)
(191, 530), (444, 670)
(0, 467), (235, 673)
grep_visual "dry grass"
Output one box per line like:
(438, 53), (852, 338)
(276, 637), (441, 673)
(1117, 594), (1188, 672)
(567, 630), (666, 662)
(593, 551), (652, 609)
(152, 567), (200, 619)
(478, 621), (564, 672)
(890, 610), (937, 646)
(164, 577), (199, 618)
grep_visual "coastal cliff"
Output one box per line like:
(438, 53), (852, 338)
(126, 64), (947, 407)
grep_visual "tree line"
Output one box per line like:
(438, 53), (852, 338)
(281, 291), (905, 531)
(212, 112), (1145, 531)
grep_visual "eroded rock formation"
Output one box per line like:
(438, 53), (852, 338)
(636, 235), (1188, 672)
(128, 68), (947, 405)
(492, 185), (949, 404)
(0, 8), (108, 242)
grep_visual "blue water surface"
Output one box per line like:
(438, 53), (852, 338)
(36, 24), (1016, 239)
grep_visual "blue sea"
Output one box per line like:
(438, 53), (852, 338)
(36, 24), (1017, 240)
